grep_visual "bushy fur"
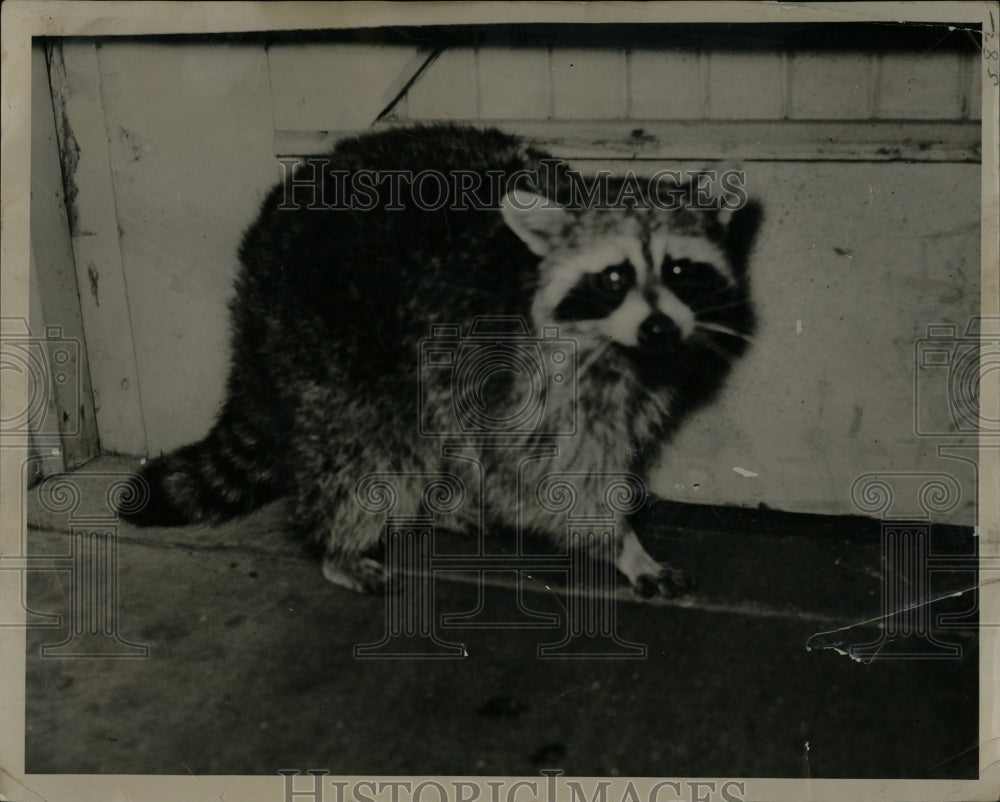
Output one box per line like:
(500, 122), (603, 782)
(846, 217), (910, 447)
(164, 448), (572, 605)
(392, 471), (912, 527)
(121, 124), (760, 596)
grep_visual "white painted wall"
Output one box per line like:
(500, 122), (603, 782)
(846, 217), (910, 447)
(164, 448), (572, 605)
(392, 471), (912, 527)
(43, 39), (983, 525)
(96, 43), (278, 453)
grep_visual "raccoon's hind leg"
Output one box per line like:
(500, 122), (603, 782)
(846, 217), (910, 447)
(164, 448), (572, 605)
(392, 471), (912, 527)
(293, 464), (397, 594)
(616, 528), (693, 599)
(291, 446), (403, 594)
(289, 381), (440, 594)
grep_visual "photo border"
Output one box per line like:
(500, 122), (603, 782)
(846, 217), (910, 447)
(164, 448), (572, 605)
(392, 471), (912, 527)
(1, 2), (997, 801)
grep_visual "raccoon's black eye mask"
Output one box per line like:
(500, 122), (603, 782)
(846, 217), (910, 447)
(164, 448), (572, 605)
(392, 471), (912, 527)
(661, 257), (731, 308)
(553, 260), (636, 321)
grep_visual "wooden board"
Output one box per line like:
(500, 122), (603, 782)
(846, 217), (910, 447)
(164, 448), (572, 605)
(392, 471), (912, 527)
(551, 48), (627, 119)
(277, 119), (981, 163)
(47, 41), (147, 456)
(28, 43), (100, 470)
(407, 47), (478, 119)
(478, 47), (551, 119)
(878, 51), (965, 119)
(269, 42), (425, 131)
(26, 249), (67, 482)
(706, 51), (786, 119)
(789, 52), (875, 119)
(630, 48), (704, 120)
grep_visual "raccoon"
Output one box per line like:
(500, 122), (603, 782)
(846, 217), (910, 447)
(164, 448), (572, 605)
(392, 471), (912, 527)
(121, 124), (760, 598)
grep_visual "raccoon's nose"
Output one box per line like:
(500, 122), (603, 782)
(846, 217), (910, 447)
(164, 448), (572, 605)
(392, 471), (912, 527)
(637, 312), (681, 352)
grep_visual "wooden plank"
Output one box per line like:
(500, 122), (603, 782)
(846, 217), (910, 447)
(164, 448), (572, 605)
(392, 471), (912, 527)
(707, 51), (785, 119)
(26, 248), (66, 481)
(967, 51), (982, 121)
(277, 120), (981, 163)
(551, 48), (627, 119)
(28, 43), (100, 469)
(406, 47), (478, 119)
(877, 51), (964, 120)
(630, 49), (703, 120)
(374, 48), (441, 122)
(47, 41), (147, 457)
(789, 52), (874, 119)
(512, 120), (981, 162)
(478, 47), (550, 119)
(269, 42), (423, 131)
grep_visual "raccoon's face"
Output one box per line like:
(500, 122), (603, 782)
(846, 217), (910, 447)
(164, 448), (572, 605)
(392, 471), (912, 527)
(501, 188), (759, 376)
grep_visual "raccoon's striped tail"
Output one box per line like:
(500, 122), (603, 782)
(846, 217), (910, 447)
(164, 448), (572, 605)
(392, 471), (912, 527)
(116, 422), (281, 527)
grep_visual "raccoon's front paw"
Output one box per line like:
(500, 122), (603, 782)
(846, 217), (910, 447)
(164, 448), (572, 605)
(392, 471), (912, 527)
(322, 556), (390, 594)
(616, 531), (693, 600)
(631, 564), (694, 600)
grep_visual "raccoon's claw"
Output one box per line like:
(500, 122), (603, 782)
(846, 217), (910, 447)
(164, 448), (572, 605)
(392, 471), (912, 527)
(632, 575), (658, 599)
(322, 556), (392, 594)
(632, 565), (693, 600)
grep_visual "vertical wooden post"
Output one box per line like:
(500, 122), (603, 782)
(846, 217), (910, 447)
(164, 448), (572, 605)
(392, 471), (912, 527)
(29, 42), (100, 469)
(46, 41), (147, 456)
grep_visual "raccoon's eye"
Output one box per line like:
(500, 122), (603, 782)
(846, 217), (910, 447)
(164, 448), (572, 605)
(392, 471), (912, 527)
(596, 261), (635, 295)
(665, 257), (692, 277)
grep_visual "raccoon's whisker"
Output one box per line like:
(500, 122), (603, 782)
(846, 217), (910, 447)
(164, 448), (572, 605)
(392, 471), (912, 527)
(689, 331), (736, 364)
(695, 321), (754, 343)
(700, 336), (738, 366)
(692, 285), (738, 305)
(695, 300), (744, 315)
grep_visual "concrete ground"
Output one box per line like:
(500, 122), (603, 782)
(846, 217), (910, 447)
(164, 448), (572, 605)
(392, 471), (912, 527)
(22, 457), (978, 778)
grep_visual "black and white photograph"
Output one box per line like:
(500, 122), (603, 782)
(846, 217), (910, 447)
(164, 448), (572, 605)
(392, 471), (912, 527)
(1, 2), (998, 801)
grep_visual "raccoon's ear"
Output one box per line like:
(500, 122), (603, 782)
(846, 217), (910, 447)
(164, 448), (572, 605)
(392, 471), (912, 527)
(720, 200), (763, 271)
(500, 189), (569, 257)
